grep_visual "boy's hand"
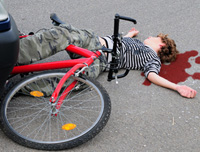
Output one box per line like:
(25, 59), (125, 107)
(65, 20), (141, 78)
(176, 85), (197, 98)
(124, 28), (139, 38)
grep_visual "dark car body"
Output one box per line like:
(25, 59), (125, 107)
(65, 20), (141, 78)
(0, 1), (19, 97)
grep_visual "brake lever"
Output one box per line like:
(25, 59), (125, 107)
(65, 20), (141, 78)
(108, 69), (130, 82)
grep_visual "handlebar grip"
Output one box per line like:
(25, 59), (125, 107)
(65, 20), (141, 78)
(50, 13), (66, 25)
(115, 14), (137, 24)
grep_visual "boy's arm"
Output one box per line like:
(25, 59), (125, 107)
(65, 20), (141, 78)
(147, 72), (197, 98)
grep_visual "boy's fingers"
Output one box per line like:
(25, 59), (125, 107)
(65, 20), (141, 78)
(191, 90), (197, 98)
(129, 28), (136, 32)
(187, 90), (196, 98)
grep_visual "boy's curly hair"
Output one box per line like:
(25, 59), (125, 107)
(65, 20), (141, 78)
(157, 33), (179, 63)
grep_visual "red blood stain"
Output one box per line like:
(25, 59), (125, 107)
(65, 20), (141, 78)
(142, 50), (200, 86)
(196, 56), (200, 64)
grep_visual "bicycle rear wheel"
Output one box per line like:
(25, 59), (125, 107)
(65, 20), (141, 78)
(0, 71), (111, 150)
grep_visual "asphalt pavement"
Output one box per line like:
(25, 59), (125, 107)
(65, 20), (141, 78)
(1, 0), (200, 152)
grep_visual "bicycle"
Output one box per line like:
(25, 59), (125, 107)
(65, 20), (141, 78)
(0, 13), (136, 150)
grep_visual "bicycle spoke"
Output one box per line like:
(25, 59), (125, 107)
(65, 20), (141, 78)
(16, 104), (50, 134)
(67, 106), (101, 112)
(58, 111), (68, 138)
(60, 95), (99, 112)
(7, 101), (48, 115)
(28, 113), (50, 139)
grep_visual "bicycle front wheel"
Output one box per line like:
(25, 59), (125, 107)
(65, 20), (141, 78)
(0, 71), (111, 150)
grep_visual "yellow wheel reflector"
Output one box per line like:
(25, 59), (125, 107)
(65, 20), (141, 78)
(30, 91), (44, 97)
(62, 123), (76, 131)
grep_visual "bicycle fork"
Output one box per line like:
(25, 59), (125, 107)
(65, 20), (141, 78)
(50, 80), (77, 116)
(49, 56), (97, 116)
(49, 64), (84, 116)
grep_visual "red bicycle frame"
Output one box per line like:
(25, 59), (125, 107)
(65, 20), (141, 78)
(11, 44), (102, 113)
(11, 45), (101, 74)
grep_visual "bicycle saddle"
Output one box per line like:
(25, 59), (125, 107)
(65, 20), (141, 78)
(50, 13), (66, 25)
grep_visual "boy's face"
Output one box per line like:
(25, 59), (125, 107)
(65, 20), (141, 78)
(144, 36), (166, 50)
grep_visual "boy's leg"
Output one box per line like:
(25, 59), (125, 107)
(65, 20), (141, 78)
(18, 23), (102, 65)
(84, 54), (107, 79)
(59, 24), (102, 51)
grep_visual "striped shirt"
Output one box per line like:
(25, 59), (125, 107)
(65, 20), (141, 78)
(102, 36), (161, 78)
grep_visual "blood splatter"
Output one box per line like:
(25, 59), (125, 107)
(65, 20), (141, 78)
(142, 50), (200, 86)
(196, 56), (200, 64)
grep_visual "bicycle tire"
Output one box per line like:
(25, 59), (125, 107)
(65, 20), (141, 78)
(0, 71), (111, 150)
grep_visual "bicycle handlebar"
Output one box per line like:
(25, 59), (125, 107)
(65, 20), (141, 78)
(115, 14), (137, 24)
(107, 14), (137, 82)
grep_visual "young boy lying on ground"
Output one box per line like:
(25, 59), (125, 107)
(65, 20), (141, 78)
(18, 22), (197, 98)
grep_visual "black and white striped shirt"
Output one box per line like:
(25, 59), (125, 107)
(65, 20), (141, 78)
(102, 36), (161, 78)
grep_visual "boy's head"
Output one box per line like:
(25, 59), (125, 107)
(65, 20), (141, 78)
(157, 33), (179, 63)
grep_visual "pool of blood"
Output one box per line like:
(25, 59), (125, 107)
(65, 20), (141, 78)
(142, 50), (200, 86)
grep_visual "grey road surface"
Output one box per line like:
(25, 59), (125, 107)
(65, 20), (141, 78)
(1, 0), (200, 152)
